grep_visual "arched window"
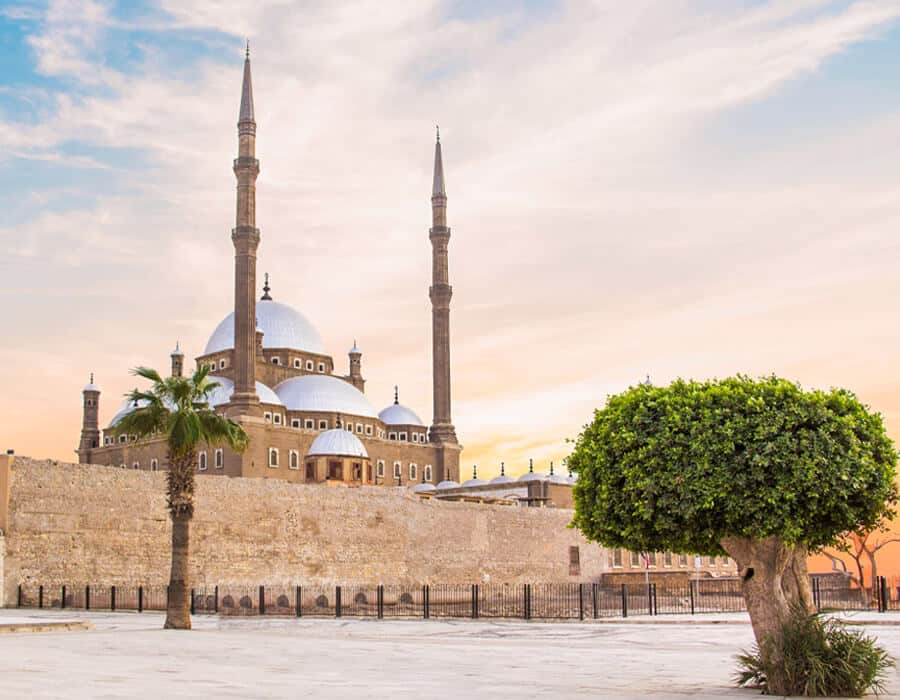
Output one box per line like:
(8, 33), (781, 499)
(150, 458), (159, 471)
(289, 450), (299, 470)
(198, 452), (207, 470)
(317, 362), (326, 373)
(306, 360), (314, 371)
(408, 463), (417, 481)
(392, 462), (402, 479)
(271, 356), (280, 365)
(132, 462), (140, 470)
(214, 449), (224, 469)
(423, 464), (432, 482)
(268, 448), (279, 468)
(376, 460), (385, 478)
(293, 358), (302, 369)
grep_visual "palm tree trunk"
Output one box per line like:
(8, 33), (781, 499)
(164, 451), (196, 630)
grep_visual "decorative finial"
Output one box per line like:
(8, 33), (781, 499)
(436, 124), (440, 143)
(500, 461), (505, 476)
(245, 39), (250, 59)
(528, 458), (534, 473)
(550, 461), (555, 476)
(90, 372), (94, 385)
(394, 385), (399, 405)
(473, 465), (478, 479)
(261, 272), (272, 300)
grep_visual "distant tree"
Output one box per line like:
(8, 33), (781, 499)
(827, 525), (900, 606)
(569, 376), (896, 696)
(113, 366), (248, 629)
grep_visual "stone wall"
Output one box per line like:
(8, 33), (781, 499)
(2, 457), (609, 603)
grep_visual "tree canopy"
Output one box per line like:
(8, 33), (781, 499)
(569, 376), (897, 556)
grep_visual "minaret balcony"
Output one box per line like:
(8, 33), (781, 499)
(233, 157), (260, 173)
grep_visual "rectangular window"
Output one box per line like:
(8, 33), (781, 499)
(150, 458), (158, 471)
(328, 461), (342, 480)
(132, 462), (140, 470)
(306, 360), (314, 371)
(306, 462), (315, 481)
(356, 423), (363, 434)
(398, 432), (407, 442)
(393, 462), (402, 479)
(219, 359), (226, 369)
(664, 552), (673, 568)
(215, 449), (224, 469)
(264, 412), (272, 423)
(630, 551), (640, 567)
(268, 448), (279, 468)
(409, 463), (417, 481)
(679, 554), (689, 567)
(423, 464), (432, 482)
(317, 362), (325, 373)
(293, 358), (301, 369)
(569, 546), (581, 576)
(289, 450), (299, 470)
(613, 549), (623, 567)
(198, 451), (207, 470)
(304, 419), (315, 429)
(708, 556), (717, 567)
(318, 420), (328, 430)
(291, 419), (301, 429)
(119, 435), (127, 444)
(365, 425), (373, 436)
(376, 460), (385, 478)
(273, 413), (282, 425)
(271, 357), (280, 365)
(388, 432), (397, 441)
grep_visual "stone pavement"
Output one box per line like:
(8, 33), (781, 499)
(1, 610), (898, 698)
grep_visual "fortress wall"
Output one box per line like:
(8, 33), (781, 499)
(2, 457), (609, 603)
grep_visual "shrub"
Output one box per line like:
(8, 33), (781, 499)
(736, 607), (894, 696)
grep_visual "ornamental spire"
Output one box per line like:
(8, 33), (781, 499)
(432, 125), (445, 197)
(261, 272), (272, 300)
(239, 43), (255, 124)
(394, 385), (399, 405)
(500, 462), (505, 476)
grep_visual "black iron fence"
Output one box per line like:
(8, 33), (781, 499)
(15, 577), (898, 620)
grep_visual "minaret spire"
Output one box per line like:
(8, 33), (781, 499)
(428, 127), (459, 479)
(229, 48), (261, 415)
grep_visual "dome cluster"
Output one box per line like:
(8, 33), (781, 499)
(205, 299), (324, 355)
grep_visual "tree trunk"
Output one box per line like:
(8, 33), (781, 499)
(164, 451), (196, 630)
(866, 547), (878, 608)
(165, 510), (192, 629)
(721, 535), (804, 696)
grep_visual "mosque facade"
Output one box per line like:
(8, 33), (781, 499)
(76, 51), (464, 490)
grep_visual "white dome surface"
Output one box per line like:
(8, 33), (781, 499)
(107, 378), (281, 427)
(307, 429), (368, 458)
(435, 480), (460, 491)
(204, 299), (324, 355)
(490, 474), (514, 485)
(518, 471), (547, 482)
(378, 403), (425, 426)
(83, 383), (101, 393)
(203, 377), (282, 408)
(462, 478), (487, 487)
(411, 483), (436, 493)
(275, 375), (377, 418)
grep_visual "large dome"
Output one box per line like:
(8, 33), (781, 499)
(204, 299), (324, 355)
(307, 429), (368, 458)
(274, 374), (378, 418)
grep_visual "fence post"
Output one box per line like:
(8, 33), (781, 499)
(592, 583), (599, 619)
(111, 585), (116, 612)
(259, 585), (265, 615)
(38, 585), (43, 609)
(377, 585), (384, 619)
(214, 585), (218, 614)
(61, 585), (66, 610)
(423, 585), (429, 619)
(138, 586), (143, 613)
(335, 586), (342, 618)
(689, 581), (694, 615)
(652, 583), (658, 616)
(880, 577), (888, 613)
(296, 585), (302, 618)
(578, 583), (585, 621)
(190, 588), (195, 615)
(85, 585), (90, 611)
(16, 584), (21, 608)
(525, 584), (532, 621)
(621, 583), (628, 618)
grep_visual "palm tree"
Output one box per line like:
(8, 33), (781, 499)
(113, 365), (249, 629)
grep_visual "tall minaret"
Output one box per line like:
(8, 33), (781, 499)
(429, 127), (458, 448)
(77, 373), (100, 464)
(229, 43), (261, 415)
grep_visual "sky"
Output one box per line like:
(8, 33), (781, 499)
(4, 0), (900, 485)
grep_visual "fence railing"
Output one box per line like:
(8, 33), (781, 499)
(14, 577), (897, 620)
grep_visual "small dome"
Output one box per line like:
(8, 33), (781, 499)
(108, 398), (149, 427)
(307, 429), (368, 458)
(275, 375), (377, 418)
(490, 474), (514, 485)
(378, 403), (425, 426)
(411, 483), (436, 494)
(435, 480), (460, 491)
(83, 383), (100, 393)
(349, 341), (362, 355)
(518, 471), (546, 482)
(567, 473), (577, 485)
(203, 377), (282, 408)
(462, 477), (487, 487)
(205, 299), (324, 355)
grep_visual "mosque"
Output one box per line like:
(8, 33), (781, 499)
(74, 49), (578, 504)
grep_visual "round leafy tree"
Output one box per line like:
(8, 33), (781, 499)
(569, 376), (896, 694)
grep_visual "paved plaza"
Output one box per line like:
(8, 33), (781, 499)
(1, 610), (899, 698)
